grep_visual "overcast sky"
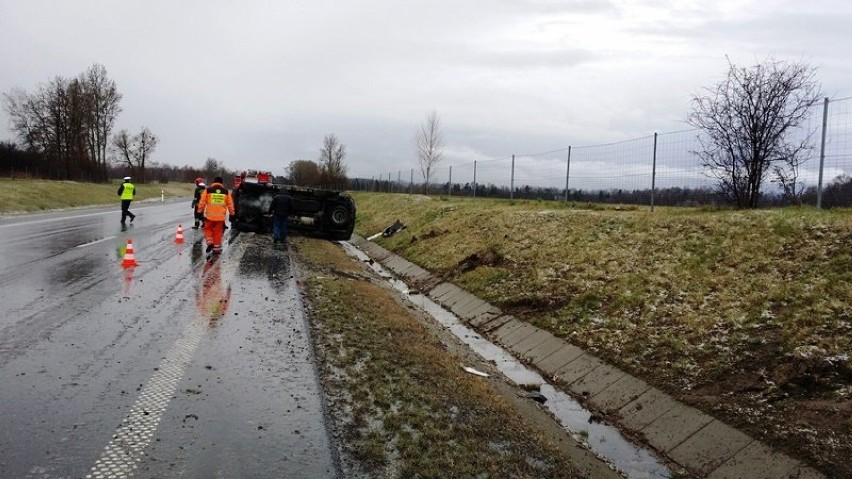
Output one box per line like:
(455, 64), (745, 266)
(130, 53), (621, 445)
(2, 0), (852, 181)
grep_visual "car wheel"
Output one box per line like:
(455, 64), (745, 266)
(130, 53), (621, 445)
(327, 205), (350, 227)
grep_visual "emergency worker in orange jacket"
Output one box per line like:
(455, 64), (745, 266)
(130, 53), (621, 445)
(196, 176), (235, 254)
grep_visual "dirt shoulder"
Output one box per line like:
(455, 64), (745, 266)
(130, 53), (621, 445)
(291, 236), (624, 479)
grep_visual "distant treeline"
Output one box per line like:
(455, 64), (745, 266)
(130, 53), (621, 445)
(348, 176), (852, 209)
(4, 135), (850, 207)
(0, 140), (234, 185)
(0, 141), (220, 183)
(1, 63), (238, 185)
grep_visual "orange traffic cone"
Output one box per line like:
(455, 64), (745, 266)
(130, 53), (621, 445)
(122, 239), (138, 268)
(175, 224), (185, 244)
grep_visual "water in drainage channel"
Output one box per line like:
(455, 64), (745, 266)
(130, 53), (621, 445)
(340, 242), (671, 479)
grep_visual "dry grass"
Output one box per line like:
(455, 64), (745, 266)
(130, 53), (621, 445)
(293, 237), (584, 479)
(0, 178), (196, 214)
(353, 192), (852, 479)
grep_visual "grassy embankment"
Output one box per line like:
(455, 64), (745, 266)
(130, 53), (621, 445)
(351, 191), (852, 479)
(0, 178), (196, 214)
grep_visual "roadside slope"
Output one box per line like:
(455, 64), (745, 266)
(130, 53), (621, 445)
(0, 178), (194, 214)
(351, 192), (852, 478)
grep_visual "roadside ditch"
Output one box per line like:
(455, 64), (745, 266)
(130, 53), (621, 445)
(340, 240), (671, 479)
(346, 234), (825, 479)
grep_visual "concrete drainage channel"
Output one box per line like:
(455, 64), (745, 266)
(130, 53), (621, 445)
(344, 235), (826, 479)
(340, 240), (668, 478)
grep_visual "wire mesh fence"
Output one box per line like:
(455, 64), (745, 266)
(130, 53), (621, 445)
(355, 96), (852, 208)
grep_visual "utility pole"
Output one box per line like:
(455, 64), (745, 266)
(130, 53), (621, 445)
(510, 155), (515, 200)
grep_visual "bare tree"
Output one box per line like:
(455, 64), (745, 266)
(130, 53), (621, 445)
(287, 159), (322, 186)
(63, 78), (90, 179)
(3, 88), (38, 148)
(773, 161), (807, 206)
(3, 64), (122, 181)
(203, 157), (228, 182)
(688, 57), (821, 208)
(415, 110), (443, 189)
(318, 134), (347, 188)
(111, 127), (158, 182)
(111, 129), (135, 177)
(4, 77), (83, 178)
(134, 127), (157, 182)
(81, 64), (122, 181)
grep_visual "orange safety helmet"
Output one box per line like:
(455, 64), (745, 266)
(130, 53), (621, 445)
(195, 177), (203, 185)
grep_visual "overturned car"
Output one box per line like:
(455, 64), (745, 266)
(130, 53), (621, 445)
(231, 178), (356, 241)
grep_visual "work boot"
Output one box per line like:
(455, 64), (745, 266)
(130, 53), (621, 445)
(206, 244), (213, 253)
(130, 215), (135, 223)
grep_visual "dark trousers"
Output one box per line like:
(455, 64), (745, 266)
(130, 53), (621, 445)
(272, 215), (288, 242)
(194, 209), (205, 227)
(120, 200), (135, 223)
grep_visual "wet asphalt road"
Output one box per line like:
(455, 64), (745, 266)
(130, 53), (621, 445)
(0, 200), (338, 478)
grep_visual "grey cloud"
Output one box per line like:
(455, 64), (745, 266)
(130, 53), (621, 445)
(2, 0), (851, 182)
(621, 7), (852, 53)
(499, 0), (617, 15)
(450, 47), (598, 69)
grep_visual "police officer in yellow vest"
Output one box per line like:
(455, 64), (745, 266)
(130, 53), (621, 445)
(117, 176), (136, 224)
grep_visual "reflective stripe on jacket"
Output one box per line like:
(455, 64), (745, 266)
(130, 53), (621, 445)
(118, 182), (135, 200)
(197, 182), (235, 221)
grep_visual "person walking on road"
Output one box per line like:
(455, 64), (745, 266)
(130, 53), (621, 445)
(268, 189), (292, 244)
(191, 178), (206, 229)
(196, 176), (235, 254)
(117, 176), (136, 224)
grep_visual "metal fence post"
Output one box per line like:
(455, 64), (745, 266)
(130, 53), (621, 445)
(448, 165), (452, 196)
(473, 160), (477, 198)
(510, 154), (515, 200)
(564, 146), (571, 203)
(410, 169), (413, 194)
(817, 97), (829, 209)
(651, 132), (658, 212)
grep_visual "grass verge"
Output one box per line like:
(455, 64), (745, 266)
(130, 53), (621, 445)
(352, 192), (852, 479)
(292, 236), (591, 478)
(0, 178), (195, 214)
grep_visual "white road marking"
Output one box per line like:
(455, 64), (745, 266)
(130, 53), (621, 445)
(0, 210), (112, 229)
(0, 204), (161, 229)
(87, 316), (206, 479)
(76, 236), (116, 248)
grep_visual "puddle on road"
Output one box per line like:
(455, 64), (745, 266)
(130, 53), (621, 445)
(341, 242), (672, 479)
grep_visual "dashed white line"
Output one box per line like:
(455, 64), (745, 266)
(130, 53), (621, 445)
(87, 316), (206, 478)
(76, 236), (116, 248)
(0, 210), (115, 229)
